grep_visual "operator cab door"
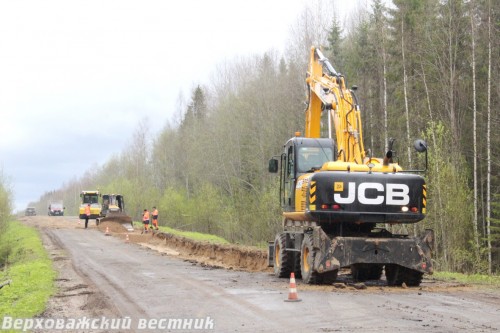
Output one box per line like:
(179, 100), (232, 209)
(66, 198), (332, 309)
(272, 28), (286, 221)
(281, 141), (296, 211)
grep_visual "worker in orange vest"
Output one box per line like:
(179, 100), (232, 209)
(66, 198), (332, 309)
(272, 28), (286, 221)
(151, 206), (159, 230)
(142, 209), (150, 234)
(84, 204), (91, 229)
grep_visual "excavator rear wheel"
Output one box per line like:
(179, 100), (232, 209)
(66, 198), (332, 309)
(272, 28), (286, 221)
(351, 264), (384, 282)
(385, 264), (423, 287)
(385, 264), (402, 286)
(319, 269), (338, 285)
(401, 268), (424, 286)
(273, 233), (293, 278)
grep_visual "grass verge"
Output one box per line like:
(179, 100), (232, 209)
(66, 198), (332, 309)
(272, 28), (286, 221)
(133, 222), (228, 244)
(0, 220), (56, 318)
(432, 271), (500, 287)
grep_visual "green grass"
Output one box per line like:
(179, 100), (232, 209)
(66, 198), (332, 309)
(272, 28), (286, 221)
(133, 221), (228, 244)
(0, 220), (56, 318)
(432, 271), (500, 286)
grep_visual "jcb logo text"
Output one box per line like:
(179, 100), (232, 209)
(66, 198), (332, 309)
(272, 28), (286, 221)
(333, 182), (410, 205)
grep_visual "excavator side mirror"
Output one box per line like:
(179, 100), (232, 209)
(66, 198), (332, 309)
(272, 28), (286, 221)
(405, 139), (428, 173)
(414, 139), (427, 153)
(268, 158), (279, 173)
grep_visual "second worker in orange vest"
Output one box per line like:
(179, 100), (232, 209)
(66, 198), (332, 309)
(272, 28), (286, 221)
(151, 207), (159, 230)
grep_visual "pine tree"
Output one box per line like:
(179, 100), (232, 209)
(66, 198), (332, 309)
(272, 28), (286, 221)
(324, 15), (343, 71)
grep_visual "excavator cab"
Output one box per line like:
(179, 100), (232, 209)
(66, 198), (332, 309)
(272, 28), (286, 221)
(269, 137), (336, 211)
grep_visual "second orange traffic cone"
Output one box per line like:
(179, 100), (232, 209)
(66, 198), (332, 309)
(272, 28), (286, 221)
(284, 272), (301, 302)
(125, 234), (129, 242)
(105, 226), (110, 236)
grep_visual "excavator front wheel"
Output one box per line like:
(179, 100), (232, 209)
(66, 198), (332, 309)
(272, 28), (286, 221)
(300, 233), (320, 284)
(273, 233), (293, 278)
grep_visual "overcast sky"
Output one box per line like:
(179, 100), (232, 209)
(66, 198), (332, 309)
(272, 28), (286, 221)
(0, 0), (363, 211)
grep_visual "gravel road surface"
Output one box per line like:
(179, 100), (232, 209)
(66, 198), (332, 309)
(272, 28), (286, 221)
(21, 216), (500, 332)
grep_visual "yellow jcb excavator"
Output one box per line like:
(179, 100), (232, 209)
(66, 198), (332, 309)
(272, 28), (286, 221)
(268, 47), (433, 286)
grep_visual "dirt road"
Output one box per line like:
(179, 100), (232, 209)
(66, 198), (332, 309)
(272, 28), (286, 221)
(21, 215), (500, 332)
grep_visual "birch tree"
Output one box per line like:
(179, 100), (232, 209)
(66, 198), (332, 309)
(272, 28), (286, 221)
(401, 18), (413, 169)
(470, 0), (480, 257)
(486, 0), (492, 274)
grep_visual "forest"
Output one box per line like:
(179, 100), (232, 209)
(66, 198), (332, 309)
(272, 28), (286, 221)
(32, 0), (499, 274)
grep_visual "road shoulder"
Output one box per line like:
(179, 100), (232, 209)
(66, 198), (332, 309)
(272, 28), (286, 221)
(38, 226), (120, 320)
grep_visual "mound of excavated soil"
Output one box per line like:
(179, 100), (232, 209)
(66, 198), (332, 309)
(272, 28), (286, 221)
(96, 220), (269, 272)
(97, 220), (132, 233)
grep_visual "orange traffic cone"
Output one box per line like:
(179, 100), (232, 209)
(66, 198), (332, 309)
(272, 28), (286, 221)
(284, 272), (301, 302)
(125, 234), (129, 242)
(105, 226), (110, 236)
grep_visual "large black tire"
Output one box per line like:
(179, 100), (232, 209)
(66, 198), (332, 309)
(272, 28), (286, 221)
(293, 251), (302, 279)
(273, 233), (293, 278)
(351, 264), (384, 282)
(300, 233), (321, 284)
(320, 270), (339, 285)
(385, 265), (423, 287)
(385, 264), (402, 286)
(401, 268), (424, 286)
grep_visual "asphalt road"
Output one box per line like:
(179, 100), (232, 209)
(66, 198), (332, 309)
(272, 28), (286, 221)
(26, 216), (500, 332)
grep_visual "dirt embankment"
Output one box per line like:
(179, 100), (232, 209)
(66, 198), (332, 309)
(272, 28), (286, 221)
(96, 220), (270, 272)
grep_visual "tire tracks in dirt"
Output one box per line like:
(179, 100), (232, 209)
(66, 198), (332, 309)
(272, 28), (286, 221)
(39, 226), (120, 322)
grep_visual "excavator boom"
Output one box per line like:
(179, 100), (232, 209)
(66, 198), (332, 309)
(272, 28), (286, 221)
(305, 47), (365, 164)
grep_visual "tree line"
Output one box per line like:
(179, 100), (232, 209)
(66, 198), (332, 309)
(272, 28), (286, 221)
(33, 0), (499, 274)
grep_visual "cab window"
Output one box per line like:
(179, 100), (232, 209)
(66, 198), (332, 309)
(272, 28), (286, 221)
(297, 147), (333, 173)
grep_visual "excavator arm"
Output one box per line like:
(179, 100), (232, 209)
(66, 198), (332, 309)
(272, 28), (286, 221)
(305, 46), (366, 164)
